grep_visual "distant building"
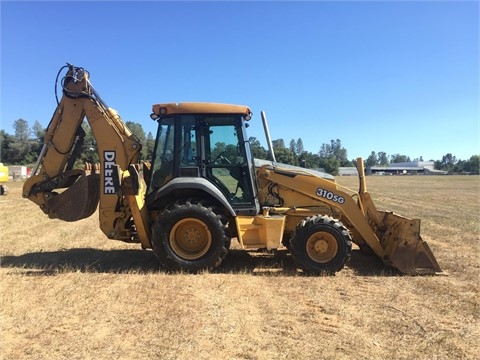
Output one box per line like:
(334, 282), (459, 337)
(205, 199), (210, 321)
(338, 161), (448, 176)
(8, 165), (30, 179)
(338, 167), (359, 176)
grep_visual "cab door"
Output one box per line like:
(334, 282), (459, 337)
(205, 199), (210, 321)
(201, 117), (259, 215)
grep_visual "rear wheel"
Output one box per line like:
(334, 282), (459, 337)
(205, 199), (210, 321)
(289, 215), (352, 275)
(151, 200), (229, 272)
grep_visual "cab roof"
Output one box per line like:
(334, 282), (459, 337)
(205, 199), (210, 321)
(151, 102), (252, 118)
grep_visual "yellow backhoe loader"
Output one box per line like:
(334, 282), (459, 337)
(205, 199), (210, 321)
(23, 64), (442, 275)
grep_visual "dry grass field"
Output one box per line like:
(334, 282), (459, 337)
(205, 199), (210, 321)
(1, 176), (479, 360)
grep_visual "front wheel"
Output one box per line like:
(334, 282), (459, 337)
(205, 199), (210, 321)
(151, 201), (229, 272)
(289, 215), (352, 275)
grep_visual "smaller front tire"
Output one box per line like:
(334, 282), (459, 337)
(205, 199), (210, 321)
(289, 215), (352, 275)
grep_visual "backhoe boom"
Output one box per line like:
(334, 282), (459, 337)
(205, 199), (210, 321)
(23, 64), (147, 244)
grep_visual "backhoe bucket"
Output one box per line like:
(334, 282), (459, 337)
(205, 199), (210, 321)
(47, 165), (100, 222)
(379, 211), (442, 275)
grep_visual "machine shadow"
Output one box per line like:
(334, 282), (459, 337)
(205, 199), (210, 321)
(1, 248), (399, 276)
(216, 249), (298, 275)
(0, 248), (160, 275)
(0, 248), (298, 276)
(346, 249), (402, 276)
(218, 248), (401, 277)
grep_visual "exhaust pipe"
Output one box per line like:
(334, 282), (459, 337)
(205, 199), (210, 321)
(261, 111), (276, 163)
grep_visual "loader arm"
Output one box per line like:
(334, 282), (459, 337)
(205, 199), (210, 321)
(257, 160), (442, 275)
(257, 165), (384, 255)
(23, 64), (151, 247)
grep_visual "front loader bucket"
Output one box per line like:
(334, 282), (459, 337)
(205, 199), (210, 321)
(47, 165), (100, 222)
(379, 211), (442, 275)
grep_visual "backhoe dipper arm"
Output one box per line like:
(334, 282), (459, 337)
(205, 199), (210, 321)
(23, 64), (143, 241)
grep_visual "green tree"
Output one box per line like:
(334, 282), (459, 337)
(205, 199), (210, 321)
(318, 143), (330, 158)
(318, 139), (349, 172)
(331, 139), (348, 165)
(274, 147), (297, 165)
(30, 120), (45, 161)
(365, 151), (377, 167)
(289, 139), (296, 155)
(272, 138), (285, 149)
(453, 160), (466, 173)
(212, 141), (226, 159)
(126, 121), (147, 159)
(13, 119), (29, 142)
(146, 132), (155, 161)
(390, 154), (411, 163)
(8, 118), (39, 164)
(32, 120), (45, 141)
(1, 130), (10, 163)
(296, 138), (304, 156)
(468, 155), (479, 174)
(287, 138), (305, 156)
(318, 156), (340, 175)
(79, 122), (99, 164)
(452, 155), (478, 174)
(0, 130), (16, 164)
(319, 139), (349, 166)
(378, 151), (389, 165)
(299, 151), (320, 169)
(441, 153), (456, 172)
(248, 137), (268, 159)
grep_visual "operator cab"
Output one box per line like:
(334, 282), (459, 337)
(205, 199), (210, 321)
(147, 103), (259, 216)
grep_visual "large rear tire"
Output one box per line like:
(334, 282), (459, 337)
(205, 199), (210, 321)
(151, 200), (229, 272)
(289, 215), (352, 275)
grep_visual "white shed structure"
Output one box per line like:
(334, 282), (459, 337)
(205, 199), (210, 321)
(338, 161), (447, 176)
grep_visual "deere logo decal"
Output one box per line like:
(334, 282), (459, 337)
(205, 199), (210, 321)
(104, 151), (116, 194)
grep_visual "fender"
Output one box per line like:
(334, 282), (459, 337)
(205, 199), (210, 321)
(150, 177), (237, 217)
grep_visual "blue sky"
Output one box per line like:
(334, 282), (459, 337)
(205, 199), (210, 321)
(1, 0), (478, 162)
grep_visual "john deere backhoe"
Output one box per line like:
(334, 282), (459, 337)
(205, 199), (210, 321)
(23, 64), (442, 275)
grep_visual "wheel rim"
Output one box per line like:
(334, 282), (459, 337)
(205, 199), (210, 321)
(170, 218), (212, 260)
(306, 231), (338, 263)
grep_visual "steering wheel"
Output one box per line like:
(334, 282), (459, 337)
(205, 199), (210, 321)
(213, 151), (231, 164)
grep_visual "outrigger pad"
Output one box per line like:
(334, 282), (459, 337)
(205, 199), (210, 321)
(47, 169), (100, 222)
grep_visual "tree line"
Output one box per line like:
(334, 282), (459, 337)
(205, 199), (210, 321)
(1, 119), (478, 175)
(250, 137), (479, 175)
(0, 119), (155, 167)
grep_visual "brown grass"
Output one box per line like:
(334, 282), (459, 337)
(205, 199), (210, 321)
(1, 176), (479, 360)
